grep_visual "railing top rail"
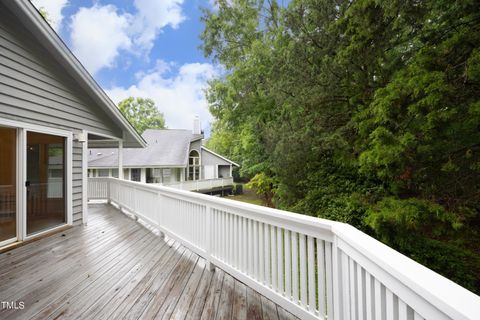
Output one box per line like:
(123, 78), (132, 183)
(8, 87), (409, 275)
(100, 177), (338, 232)
(88, 177), (480, 319)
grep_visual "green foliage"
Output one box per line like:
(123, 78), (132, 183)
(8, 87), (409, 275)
(201, 0), (480, 293)
(246, 172), (277, 207)
(117, 97), (166, 134)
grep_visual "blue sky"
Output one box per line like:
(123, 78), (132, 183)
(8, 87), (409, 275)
(32, 0), (219, 132)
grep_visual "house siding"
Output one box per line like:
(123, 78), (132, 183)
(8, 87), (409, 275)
(201, 149), (232, 166)
(0, 3), (122, 225)
(0, 4), (121, 137)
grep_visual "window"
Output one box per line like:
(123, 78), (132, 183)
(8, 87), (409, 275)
(98, 169), (109, 177)
(188, 150), (200, 181)
(131, 168), (141, 182)
(111, 168), (119, 178)
(162, 168), (171, 183)
(152, 168), (162, 177)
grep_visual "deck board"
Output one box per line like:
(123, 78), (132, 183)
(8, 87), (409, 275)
(0, 204), (299, 320)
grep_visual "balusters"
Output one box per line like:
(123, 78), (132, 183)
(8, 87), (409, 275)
(264, 223), (271, 288)
(307, 236), (315, 312)
(259, 222), (265, 284)
(299, 234), (308, 307)
(285, 230), (292, 300)
(271, 226), (278, 290)
(292, 231), (299, 303)
(317, 239), (326, 316)
(277, 227), (284, 295)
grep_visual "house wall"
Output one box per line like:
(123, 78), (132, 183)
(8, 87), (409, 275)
(0, 4), (121, 138)
(0, 4), (122, 225)
(201, 149), (232, 166)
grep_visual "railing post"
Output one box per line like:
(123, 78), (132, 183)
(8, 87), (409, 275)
(133, 187), (139, 221)
(106, 179), (111, 204)
(206, 204), (215, 272)
(157, 192), (165, 239)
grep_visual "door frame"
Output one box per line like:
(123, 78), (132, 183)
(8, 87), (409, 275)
(0, 118), (73, 242)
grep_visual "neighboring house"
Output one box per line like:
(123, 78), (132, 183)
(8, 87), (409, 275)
(88, 121), (240, 193)
(0, 0), (144, 249)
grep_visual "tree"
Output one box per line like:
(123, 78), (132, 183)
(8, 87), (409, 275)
(246, 172), (277, 207)
(201, 0), (480, 293)
(117, 97), (166, 134)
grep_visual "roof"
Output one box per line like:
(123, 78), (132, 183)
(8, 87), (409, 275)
(89, 129), (203, 168)
(5, 0), (146, 148)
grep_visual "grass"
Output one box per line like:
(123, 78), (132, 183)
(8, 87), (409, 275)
(225, 183), (265, 206)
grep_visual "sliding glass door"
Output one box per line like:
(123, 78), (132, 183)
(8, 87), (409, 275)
(26, 132), (66, 235)
(0, 127), (17, 243)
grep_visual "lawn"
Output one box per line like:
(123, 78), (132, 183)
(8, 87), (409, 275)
(225, 184), (265, 206)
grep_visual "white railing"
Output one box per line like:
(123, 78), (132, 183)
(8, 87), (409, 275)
(87, 177), (480, 320)
(161, 177), (234, 192)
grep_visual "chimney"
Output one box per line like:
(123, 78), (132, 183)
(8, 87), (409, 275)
(193, 116), (201, 135)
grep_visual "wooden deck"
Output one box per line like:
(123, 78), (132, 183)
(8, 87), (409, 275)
(0, 204), (299, 320)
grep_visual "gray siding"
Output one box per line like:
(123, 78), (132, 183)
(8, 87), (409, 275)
(0, 3), (122, 225)
(0, 3), (121, 137)
(201, 149), (232, 166)
(189, 140), (202, 155)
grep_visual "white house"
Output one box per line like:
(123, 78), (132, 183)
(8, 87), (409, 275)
(88, 120), (239, 192)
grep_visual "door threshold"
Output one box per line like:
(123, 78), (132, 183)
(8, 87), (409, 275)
(0, 224), (72, 254)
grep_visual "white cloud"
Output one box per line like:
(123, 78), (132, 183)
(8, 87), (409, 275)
(132, 0), (185, 52)
(32, 0), (68, 32)
(106, 61), (220, 130)
(70, 5), (131, 75)
(68, 0), (185, 75)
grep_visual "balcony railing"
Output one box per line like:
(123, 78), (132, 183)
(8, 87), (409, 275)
(161, 177), (234, 192)
(87, 177), (480, 320)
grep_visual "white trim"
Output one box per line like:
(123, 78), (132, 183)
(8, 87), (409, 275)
(66, 134), (73, 226)
(20, 128), (26, 240)
(24, 223), (69, 241)
(0, 117), (73, 137)
(201, 146), (240, 167)
(88, 165), (187, 169)
(0, 238), (17, 248)
(16, 127), (23, 241)
(82, 130), (88, 225)
(118, 140), (124, 179)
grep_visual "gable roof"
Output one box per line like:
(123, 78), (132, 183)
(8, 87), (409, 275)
(89, 129), (203, 168)
(5, 0), (145, 147)
(201, 146), (240, 167)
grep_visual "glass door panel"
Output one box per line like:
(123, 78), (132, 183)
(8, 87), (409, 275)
(26, 132), (66, 235)
(0, 127), (16, 242)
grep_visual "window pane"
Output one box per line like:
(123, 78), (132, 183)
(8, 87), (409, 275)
(131, 169), (141, 182)
(98, 169), (109, 177)
(26, 132), (66, 235)
(0, 127), (16, 242)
